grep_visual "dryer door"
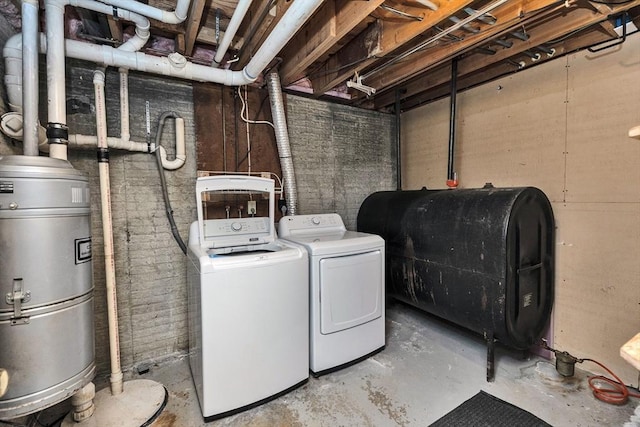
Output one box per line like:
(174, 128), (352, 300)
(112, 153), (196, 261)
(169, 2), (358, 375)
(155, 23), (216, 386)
(319, 250), (383, 334)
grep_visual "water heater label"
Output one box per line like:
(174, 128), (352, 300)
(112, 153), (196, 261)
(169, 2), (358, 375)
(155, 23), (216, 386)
(75, 238), (92, 264)
(0, 181), (13, 193)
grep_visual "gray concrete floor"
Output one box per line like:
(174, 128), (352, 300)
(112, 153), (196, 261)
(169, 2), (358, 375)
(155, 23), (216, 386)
(9, 302), (638, 426)
(144, 302), (637, 426)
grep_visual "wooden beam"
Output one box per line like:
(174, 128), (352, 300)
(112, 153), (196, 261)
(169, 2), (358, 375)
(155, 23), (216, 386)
(311, 0), (475, 95)
(362, 0), (567, 96)
(175, 32), (186, 54)
(107, 16), (123, 44)
(183, 0), (208, 55)
(372, 0), (640, 109)
(278, 0), (386, 86)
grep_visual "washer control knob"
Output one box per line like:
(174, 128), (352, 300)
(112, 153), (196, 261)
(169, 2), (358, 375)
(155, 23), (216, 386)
(311, 216), (321, 225)
(231, 222), (242, 232)
(8, 202), (18, 210)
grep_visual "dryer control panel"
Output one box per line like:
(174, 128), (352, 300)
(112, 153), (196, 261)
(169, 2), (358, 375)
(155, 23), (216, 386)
(278, 213), (346, 237)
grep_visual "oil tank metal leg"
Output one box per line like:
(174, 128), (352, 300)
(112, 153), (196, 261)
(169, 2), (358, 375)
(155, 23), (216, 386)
(486, 333), (495, 382)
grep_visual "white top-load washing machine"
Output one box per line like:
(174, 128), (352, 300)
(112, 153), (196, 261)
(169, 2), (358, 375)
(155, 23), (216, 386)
(187, 176), (309, 420)
(278, 213), (385, 376)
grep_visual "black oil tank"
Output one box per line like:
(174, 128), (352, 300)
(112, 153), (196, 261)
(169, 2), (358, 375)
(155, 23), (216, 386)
(357, 186), (554, 350)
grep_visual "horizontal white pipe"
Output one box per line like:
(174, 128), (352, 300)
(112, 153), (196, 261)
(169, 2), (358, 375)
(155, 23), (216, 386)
(213, 0), (253, 67)
(5, 0), (323, 107)
(60, 0), (323, 84)
(97, 0), (190, 25)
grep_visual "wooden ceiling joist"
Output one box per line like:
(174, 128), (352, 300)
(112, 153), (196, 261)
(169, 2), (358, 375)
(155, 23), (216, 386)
(278, 0), (386, 87)
(183, 0), (208, 56)
(310, 0), (476, 95)
(371, 0), (640, 109)
(360, 0), (568, 98)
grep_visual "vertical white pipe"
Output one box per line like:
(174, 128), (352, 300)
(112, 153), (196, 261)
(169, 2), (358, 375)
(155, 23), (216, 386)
(45, 0), (68, 160)
(22, 0), (40, 156)
(93, 69), (124, 396)
(213, 0), (253, 67)
(119, 68), (130, 143)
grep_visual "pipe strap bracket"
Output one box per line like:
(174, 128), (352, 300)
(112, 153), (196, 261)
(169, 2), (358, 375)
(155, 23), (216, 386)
(46, 122), (69, 144)
(97, 147), (110, 163)
(112, 6), (119, 19)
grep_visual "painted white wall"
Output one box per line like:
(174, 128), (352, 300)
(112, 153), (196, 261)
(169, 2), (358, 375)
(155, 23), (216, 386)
(402, 33), (640, 385)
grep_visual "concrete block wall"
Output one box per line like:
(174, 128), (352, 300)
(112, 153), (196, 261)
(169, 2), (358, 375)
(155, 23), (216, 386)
(286, 95), (397, 229)
(64, 63), (197, 377)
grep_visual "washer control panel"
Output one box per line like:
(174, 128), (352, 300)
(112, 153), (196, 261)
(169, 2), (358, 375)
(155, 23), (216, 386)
(278, 213), (346, 236)
(204, 217), (269, 238)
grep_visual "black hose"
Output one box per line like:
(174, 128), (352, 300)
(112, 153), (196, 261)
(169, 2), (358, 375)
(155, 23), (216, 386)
(154, 111), (187, 255)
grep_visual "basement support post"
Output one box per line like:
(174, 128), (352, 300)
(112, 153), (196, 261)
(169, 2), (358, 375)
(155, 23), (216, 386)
(446, 57), (458, 188)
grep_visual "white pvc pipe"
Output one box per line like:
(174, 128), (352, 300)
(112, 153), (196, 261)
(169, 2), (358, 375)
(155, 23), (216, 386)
(93, 69), (124, 396)
(97, 0), (191, 24)
(68, 0), (150, 52)
(22, 0), (40, 156)
(212, 0), (253, 67)
(44, 0), (150, 161)
(50, 0), (323, 85)
(159, 117), (186, 170)
(119, 69), (130, 142)
(3, 35), (22, 112)
(45, 0), (68, 160)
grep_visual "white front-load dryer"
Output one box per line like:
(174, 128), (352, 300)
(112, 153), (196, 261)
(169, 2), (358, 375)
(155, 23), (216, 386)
(278, 213), (385, 376)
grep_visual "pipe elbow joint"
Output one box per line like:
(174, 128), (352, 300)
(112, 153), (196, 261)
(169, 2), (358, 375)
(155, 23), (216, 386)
(93, 69), (106, 84)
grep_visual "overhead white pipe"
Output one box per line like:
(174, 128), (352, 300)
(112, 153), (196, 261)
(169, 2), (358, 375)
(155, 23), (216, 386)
(22, 0), (40, 156)
(94, 68), (124, 396)
(45, 0), (151, 161)
(7, 0), (322, 117)
(213, 0), (253, 67)
(45, 0), (323, 85)
(69, 0), (151, 52)
(98, 0), (191, 25)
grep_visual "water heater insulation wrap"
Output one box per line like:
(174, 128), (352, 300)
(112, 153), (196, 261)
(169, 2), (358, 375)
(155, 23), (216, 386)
(357, 186), (554, 350)
(0, 156), (95, 419)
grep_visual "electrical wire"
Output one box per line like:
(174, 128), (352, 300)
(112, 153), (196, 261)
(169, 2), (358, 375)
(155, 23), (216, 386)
(237, 86), (274, 128)
(582, 358), (640, 405)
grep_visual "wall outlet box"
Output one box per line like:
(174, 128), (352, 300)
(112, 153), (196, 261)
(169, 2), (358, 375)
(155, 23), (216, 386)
(248, 200), (257, 215)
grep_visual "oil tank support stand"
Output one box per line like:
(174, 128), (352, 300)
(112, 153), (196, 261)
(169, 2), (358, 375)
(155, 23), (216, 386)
(486, 333), (495, 382)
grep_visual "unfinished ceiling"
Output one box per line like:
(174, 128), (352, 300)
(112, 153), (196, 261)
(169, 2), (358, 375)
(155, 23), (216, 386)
(8, 0), (640, 111)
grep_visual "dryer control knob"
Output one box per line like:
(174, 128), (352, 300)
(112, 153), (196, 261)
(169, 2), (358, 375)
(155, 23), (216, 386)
(231, 222), (242, 231)
(311, 216), (321, 225)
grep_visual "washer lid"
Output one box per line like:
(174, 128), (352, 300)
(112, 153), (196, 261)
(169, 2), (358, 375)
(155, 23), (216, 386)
(282, 230), (384, 256)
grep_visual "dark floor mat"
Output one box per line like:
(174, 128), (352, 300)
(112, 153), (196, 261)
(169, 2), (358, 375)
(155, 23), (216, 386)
(430, 390), (552, 426)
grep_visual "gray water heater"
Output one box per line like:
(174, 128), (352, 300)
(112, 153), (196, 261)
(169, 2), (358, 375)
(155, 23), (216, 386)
(0, 155), (95, 419)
